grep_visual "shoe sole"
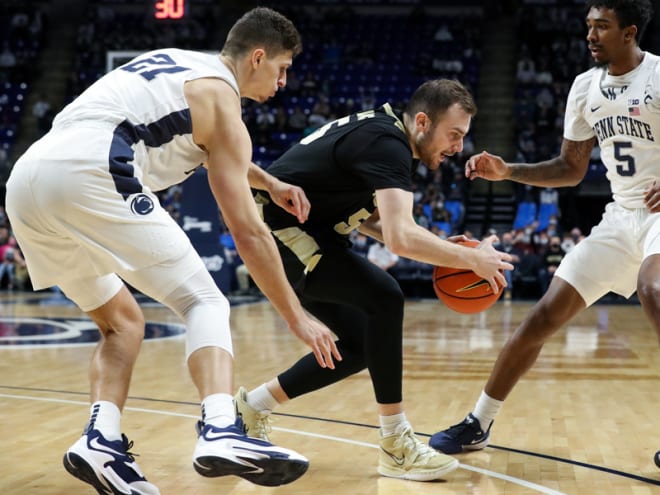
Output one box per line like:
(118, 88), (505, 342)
(64, 452), (140, 495)
(429, 436), (489, 454)
(377, 458), (459, 482)
(194, 456), (309, 486)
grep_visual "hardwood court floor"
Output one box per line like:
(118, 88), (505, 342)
(1, 290), (659, 494)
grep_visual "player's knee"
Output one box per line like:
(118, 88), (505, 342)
(637, 276), (660, 309)
(183, 293), (233, 359)
(370, 277), (405, 314)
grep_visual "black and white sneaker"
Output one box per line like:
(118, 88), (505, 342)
(63, 428), (159, 494)
(193, 417), (309, 486)
(429, 413), (491, 454)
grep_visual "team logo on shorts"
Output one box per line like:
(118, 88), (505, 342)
(130, 194), (155, 215)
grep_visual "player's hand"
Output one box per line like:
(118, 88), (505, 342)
(643, 180), (660, 213)
(446, 234), (470, 244)
(465, 151), (510, 182)
(269, 179), (311, 223)
(473, 234), (514, 293)
(288, 316), (342, 369)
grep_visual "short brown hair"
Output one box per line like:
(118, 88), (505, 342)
(404, 79), (477, 123)
(221, 7), (302, 59)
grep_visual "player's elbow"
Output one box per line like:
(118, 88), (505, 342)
(382, 230), (411, 257)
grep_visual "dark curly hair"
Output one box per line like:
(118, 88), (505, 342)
(586, 0), (654, 43)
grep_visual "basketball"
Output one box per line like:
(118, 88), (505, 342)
(433, 240), (503, 314)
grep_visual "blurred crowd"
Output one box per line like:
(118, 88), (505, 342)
(0, 1), (602, 298)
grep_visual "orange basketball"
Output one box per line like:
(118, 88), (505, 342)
(433, 240), (503, 314)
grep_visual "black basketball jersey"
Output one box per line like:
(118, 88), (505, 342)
(258, 103), (415, 248)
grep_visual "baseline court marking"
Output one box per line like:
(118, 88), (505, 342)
(0, 392), (566, 495)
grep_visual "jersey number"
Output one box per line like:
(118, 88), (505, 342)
(121, 53), (189, 81)
(301, 110), (376, 145)
(613, 141), (635, 177)
(334, 208), (372, 235)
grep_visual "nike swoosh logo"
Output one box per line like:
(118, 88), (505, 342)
(590, 105), (601, 112)
(89, 437), (121, 456)
(184, 164), (202, 175)
(456, 280), (492, 293)
(381, 448), (405, 466)
(203, 430), (243, 441)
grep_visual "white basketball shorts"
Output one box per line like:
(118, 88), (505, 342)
(5, 123), (200, 307)
(555, 201), (660, 307)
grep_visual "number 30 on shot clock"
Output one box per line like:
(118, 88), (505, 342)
(154, 0), (185, 19)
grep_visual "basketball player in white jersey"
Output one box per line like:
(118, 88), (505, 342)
(5, 7), (340, 494)
(429, 0), (660, 464)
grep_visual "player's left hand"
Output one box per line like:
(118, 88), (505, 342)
(643, 180), (660, 213)
(269, 180), (311, 223)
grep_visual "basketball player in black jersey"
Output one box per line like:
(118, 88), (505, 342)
(235, 79), (514, 481)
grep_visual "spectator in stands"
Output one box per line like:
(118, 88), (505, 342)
(431, 197), (451, 225)
(494, 231), (522, 301)
(0, 43), (17, 70)
(434, 24), (453, 42)
(32, 93), (53, 137)
(413, 203), (430, 229)
(273, 104), (288, 132)
(367, 241), (399, 273)
(539, 235), (565, 292)
(285, 69), (301, 94)
(516, 47), (536, 84)
(430, 223), (449, 240)
(287, 105), (307, 132)
(349, 230), (370, 258)
(300, 70), (318, 97)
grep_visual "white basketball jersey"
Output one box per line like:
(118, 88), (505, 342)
(52, 48), (239, 192)
(564, 52), (660, 208)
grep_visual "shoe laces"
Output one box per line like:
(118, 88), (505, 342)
(396, 427), (437, 463)
(120, 434), (138, 462)
(446, 415), (483, 440)
(252, 410), (273, 439)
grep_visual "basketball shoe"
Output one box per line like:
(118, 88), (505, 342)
(193, 417), (308, 486)
(234, 386), (273, 441)
(429, 413), (491, 454)
(63, 428), (160, 494)
(378, 424), (459, 481)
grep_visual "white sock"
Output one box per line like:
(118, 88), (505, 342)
(379, 412), (409, 436)
(247, 384), (279, 412)
(472, 391), (503, 430)
(201, 393), (235, 428)
(89, 401), (121, 440)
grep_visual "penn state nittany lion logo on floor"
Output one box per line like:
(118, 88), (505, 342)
(0, 317), (184, 348)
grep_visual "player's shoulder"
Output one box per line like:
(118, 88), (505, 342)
(573, 65), (600, 86)
(568, 66), (599, 100)
(645, 51), (660, 76)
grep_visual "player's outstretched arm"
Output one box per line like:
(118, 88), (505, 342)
(248, 163), (311, 223)
(186, 78), (341, 369)
(467, 137), (596, 188)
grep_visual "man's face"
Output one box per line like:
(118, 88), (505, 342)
(416, 103), (471, 170)
(585, 7), (633, 67)
(250, 50), (293, 103)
